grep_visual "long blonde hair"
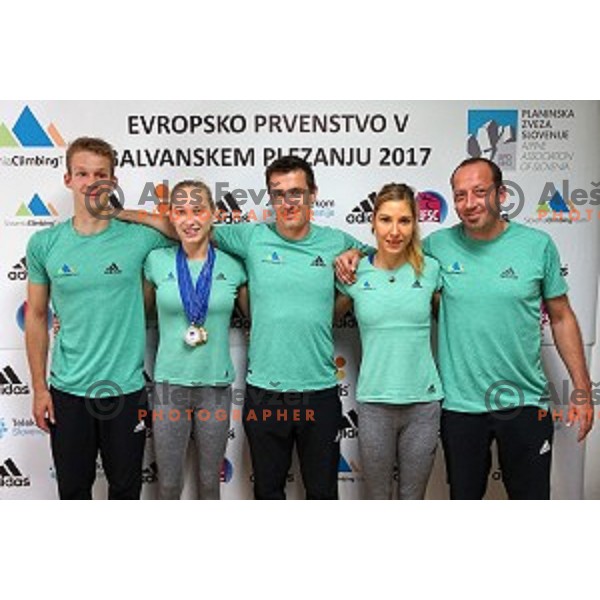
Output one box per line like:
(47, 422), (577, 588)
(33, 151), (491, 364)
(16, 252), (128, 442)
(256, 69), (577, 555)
(373, 183), (424, 276)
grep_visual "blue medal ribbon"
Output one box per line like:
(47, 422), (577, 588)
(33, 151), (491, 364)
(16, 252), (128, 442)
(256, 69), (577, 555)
(176, 244), (216, 326)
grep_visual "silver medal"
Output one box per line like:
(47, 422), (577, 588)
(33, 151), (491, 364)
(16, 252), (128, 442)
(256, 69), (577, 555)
(184, 325), (208, 347)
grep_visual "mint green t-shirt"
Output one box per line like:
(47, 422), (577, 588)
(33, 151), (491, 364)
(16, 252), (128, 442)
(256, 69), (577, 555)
(423, 222), (568, 413)
(26, 219), (173, 396)
(213, 223), (371, 392)
(143, 246), (246, 386)
(337, 255), (443, 404)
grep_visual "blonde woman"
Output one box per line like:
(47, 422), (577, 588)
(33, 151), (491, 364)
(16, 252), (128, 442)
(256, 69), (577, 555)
(336, 183), (442, 499)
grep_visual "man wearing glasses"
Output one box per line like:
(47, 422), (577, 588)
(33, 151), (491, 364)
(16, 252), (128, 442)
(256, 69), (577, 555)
(212, 156), (369, 499)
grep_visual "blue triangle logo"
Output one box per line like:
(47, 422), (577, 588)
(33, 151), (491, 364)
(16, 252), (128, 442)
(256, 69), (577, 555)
(12, 106), (53, 147)
(338, 455), (352, 473)
(549, 191), (569, 212)
(28, 193), (51, 216)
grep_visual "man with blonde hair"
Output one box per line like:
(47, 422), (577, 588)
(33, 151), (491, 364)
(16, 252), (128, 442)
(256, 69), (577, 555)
(26, 137), (172, 499)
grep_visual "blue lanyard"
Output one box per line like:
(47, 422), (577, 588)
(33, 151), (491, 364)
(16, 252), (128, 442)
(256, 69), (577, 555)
(176, 244), (215, 325)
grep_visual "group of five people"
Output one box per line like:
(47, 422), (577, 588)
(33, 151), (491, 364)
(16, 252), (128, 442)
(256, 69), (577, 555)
(25, 136), (593, 500)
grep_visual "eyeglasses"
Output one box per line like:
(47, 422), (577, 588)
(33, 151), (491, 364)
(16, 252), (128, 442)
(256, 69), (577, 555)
(269, 188), (312, 205)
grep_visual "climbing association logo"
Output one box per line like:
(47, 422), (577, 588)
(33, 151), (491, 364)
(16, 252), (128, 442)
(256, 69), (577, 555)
(0, 105), (65, 148)
(0, 105), (66, 169)
(338, 454), (363, 482)
(467, 109), (518, 171)
(530, 188), (579, 224)
(5, 193), (59, 227)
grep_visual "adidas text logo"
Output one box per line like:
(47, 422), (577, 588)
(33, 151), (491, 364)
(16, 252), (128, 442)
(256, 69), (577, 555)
(104, 263), (122, 275)
(0, 458), (31, 487)
(311, 256), (327, 267)
(346, 192), (375, 224)
(500, 267), (518, 279)
(7, 257), (27, 281)
(0, 366), (30, 396)
(215, 272), (227, 281)
(340, 409), (358, 439)
(216, 193), (250, 223)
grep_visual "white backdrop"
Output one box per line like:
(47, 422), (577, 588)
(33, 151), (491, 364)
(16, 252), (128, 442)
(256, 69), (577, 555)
(0, 100), (598, 499)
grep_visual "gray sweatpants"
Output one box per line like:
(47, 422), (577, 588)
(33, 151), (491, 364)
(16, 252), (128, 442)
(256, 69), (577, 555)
(152, 382), (232, 500)
(358, 401), (441, 500)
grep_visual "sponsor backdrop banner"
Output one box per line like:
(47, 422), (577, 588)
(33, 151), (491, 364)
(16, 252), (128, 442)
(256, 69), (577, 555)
(1, 101), (598, 499)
